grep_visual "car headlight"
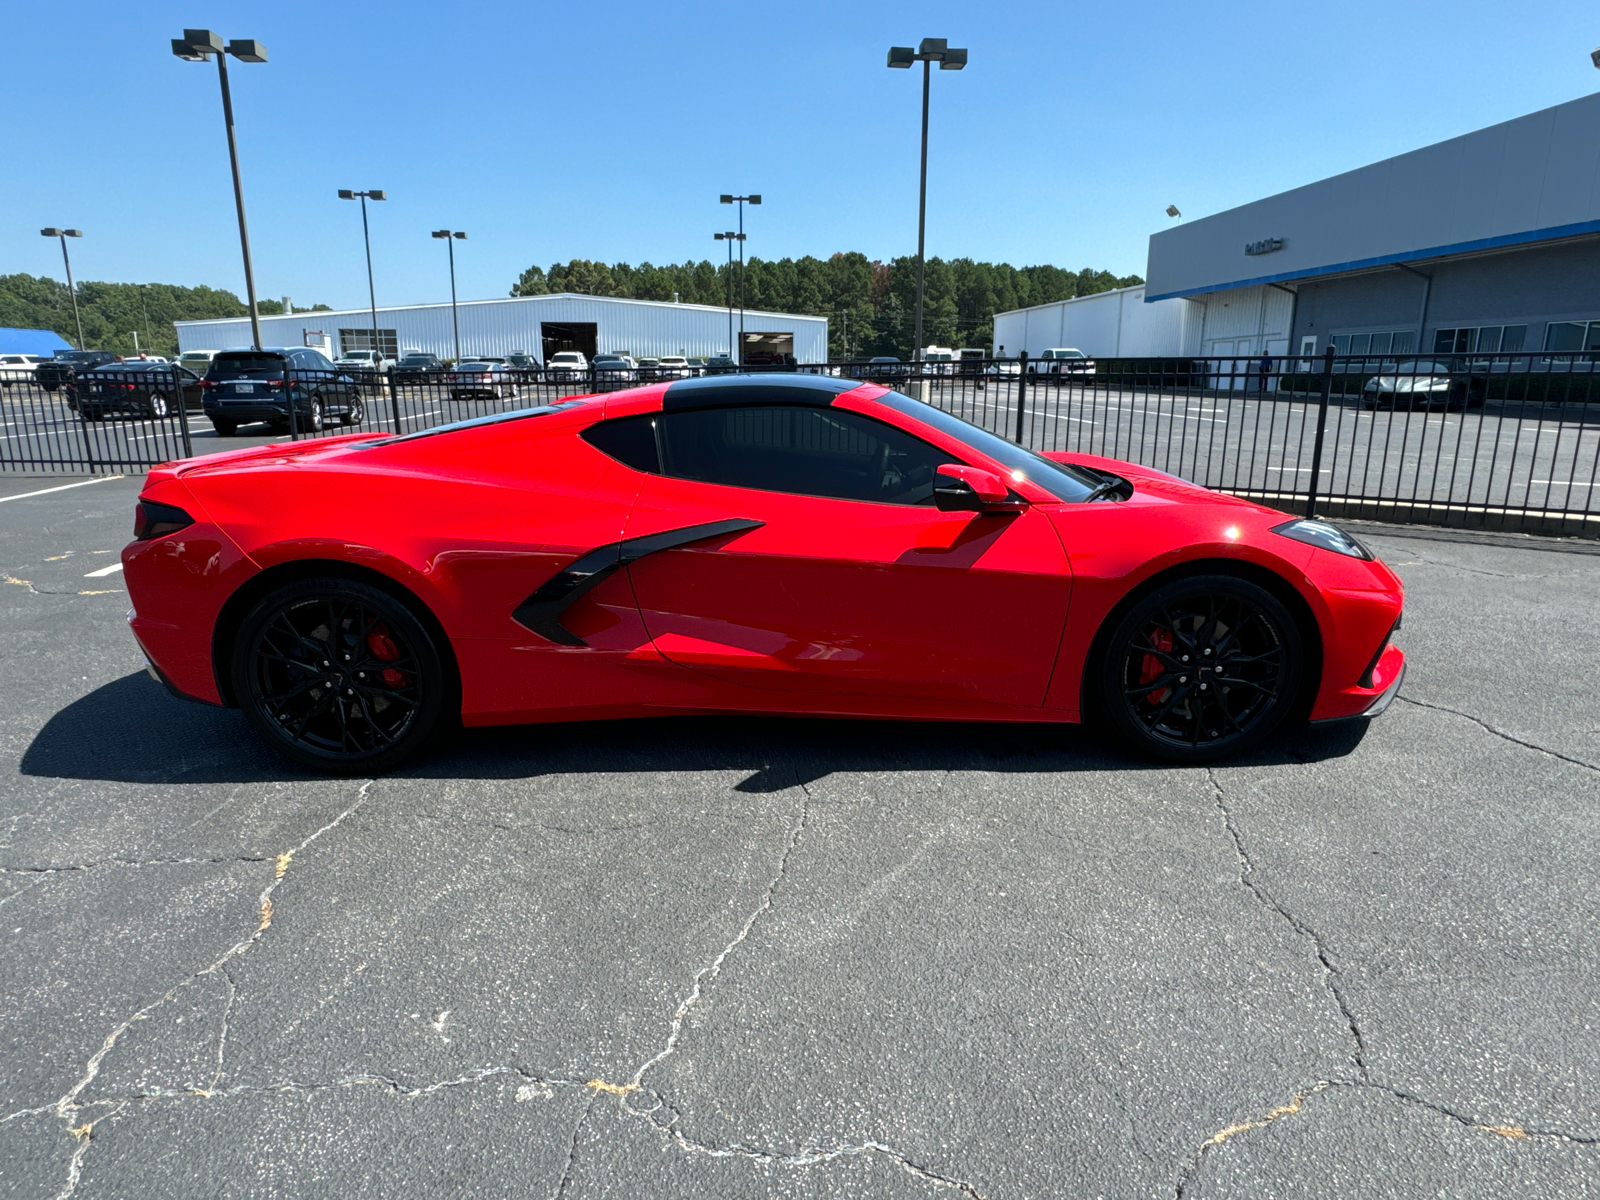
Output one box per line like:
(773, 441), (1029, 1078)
(1270, 518), (1373, 560)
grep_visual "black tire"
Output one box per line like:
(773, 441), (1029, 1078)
(231, 577), (448, 774)
(1097, 574), (1304, 763)
(306, 395), (325, 432)
(148, 393), (170, 418)
(211, 419), (237, 436)
(340, 394), (365, 426)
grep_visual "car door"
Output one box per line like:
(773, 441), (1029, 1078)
(614, 400), (1073, 708)
(176, 366), (204, 410)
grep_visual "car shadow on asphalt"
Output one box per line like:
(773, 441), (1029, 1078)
(19, 671), (1370, 788)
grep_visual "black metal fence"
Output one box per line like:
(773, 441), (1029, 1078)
(4, 352), (1597, 538)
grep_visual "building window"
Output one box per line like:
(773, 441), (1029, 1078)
(1542, 321), (1600, 353)
(1331, 330), (1417, 357)
(339, 328), (399, 358)
(1434, 325), (1527, 354)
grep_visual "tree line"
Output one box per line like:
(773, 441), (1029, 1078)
(0, 274), (329, 357)
(512, 253), (1142, 358)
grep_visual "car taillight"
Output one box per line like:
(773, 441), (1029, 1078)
(201, 378), (217, 388)
(133, 500), (194, 540)
(266, 378), (285, 388)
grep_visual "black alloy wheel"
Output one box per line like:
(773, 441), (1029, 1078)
(233, 578), (448, 773)
(1099, 575), (1303, 762)
(147, 392), (170, 418)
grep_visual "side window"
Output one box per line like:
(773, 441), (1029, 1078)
(657, 405), (957, 505)
(582, 414), (661, 473)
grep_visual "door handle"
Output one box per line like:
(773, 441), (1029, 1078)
(513, 518), (763, 646)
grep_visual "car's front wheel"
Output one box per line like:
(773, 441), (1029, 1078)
(147, 393), (170, 418)
(340, 395), (365, 426)
(1097, 574), (1304, 762)
(232, 577), (449, 774)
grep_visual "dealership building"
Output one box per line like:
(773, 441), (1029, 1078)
(176, 292), (829, 366)
(998, 91), (1600, 362)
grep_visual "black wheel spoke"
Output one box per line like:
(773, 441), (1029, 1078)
(1118, 586), (1291, 751)
(247, 590), (429, 763)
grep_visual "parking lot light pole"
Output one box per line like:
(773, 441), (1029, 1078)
(339, 190), (387, 366)
(39, 228), (85, 349)
(431, 230), (467, 362)
(720, 195), (759, 364)
(888, 38), (966, 363)
(172, 29), (267, 353)
(714, 231), (744, 362)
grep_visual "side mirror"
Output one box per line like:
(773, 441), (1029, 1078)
(934, 464), (1026, 513)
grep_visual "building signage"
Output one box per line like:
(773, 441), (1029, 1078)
(1245, 237), (1284, 256)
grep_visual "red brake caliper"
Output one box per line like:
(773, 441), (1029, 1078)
(367, 623), (407, 688)
(1140, 628), (1173, 705)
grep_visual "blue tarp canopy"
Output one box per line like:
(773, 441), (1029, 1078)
(0, 327), (74, 355)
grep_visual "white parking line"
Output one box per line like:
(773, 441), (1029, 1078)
(0, 476), (125, 503)
(84, 562), (124, 578)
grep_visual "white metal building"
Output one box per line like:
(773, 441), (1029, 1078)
(1144, 90), (1600, 361)
(175, 292), (830, 366)
(990, 284), (1193, 360)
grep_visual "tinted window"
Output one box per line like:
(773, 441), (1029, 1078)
(656, 405), (956, 505)
(583, 413), (660, 473)
(209, 352), (285, 378)
(870, 390), (1102, 503)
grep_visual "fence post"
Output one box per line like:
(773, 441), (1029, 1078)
(385, 367), (401, 434)
(1015, 350), (1029, 444)
(287, 374), (299, 441)
(1305, 346), (1335, 519)
(174, 366), (193, 460)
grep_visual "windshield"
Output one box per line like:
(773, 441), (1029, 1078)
(871, 390), (1104, 502)
(552, 354), (582, 364)
(1389, 360), (1450, 374)
(399, 356), (434, 366)
(456, 363), (495, 371)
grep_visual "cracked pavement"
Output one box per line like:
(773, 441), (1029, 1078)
(1, 475), (1597, 1198)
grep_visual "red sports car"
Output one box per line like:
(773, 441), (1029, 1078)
(123, 374), (1405, 773)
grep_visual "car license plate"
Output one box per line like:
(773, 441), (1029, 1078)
(235, 384), (254, 394)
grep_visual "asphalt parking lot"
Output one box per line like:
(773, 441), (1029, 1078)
(1, 474), (1597, 1199)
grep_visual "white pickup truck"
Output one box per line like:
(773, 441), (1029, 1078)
(0, 354), (48, 387)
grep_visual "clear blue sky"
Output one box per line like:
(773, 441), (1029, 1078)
(5, 1), (1597, 312)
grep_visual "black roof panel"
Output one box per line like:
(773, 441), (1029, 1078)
(662, 372), (861, 411)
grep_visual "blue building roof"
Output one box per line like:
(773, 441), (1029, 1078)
(0, 328), (74, 355)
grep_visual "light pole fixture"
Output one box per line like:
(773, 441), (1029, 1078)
(719, 194), (760, 364)
(887, 37), (966, 362)
(431, 230), (467, 362)
(339, 190), (388, 365)
(172, 29), (268, 352)
(40, 228), (85, 349)
(1166, 205), (1182, 221)
(1591, 45), (1600, 69)
(714, 231), (745, 362)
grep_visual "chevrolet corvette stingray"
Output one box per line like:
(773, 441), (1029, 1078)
(123, 373), (1405, 773)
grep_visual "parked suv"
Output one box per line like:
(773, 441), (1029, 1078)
(392, 352), (445, 382)
(37, 350), (120, 396)
(202, 348), (364, 435)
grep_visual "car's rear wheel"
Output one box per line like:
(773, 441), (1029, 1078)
(211, 418), (237, 436)
(1098, 575), (1303, 763)
(232, 578), (447, 774)
(306, 395), (325, 431)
